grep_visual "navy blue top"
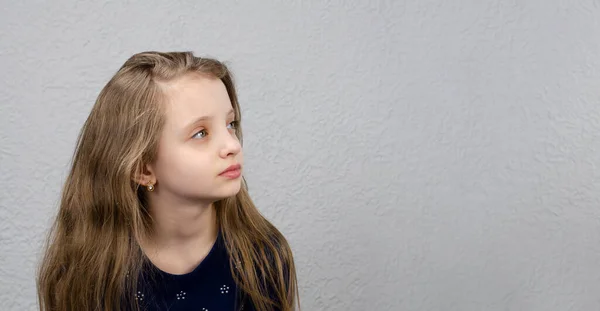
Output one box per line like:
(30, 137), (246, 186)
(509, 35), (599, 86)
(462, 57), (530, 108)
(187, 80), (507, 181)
(133, 232), (254, 311)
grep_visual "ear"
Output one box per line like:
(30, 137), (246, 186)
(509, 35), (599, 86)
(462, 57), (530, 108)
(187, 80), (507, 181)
(132, 162), (156, 187)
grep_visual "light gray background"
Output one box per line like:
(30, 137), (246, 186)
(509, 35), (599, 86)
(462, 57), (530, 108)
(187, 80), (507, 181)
(2, 1), (600, 310)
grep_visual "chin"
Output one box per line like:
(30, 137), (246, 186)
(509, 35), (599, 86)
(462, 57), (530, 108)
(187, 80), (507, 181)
(211, 180), (243, 200)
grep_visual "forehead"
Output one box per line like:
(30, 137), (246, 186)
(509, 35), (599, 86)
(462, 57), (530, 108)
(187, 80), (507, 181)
(160, 73), (233, 124)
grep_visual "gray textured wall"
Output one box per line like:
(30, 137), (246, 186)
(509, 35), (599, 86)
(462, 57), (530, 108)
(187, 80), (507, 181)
(2, 1), (600, 310)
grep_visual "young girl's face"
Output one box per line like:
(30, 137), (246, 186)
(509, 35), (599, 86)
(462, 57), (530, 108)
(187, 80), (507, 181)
(149, 73), (243, 203)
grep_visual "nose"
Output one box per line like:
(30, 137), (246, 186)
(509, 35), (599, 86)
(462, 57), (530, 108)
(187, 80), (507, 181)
(219, 128), (242, 158)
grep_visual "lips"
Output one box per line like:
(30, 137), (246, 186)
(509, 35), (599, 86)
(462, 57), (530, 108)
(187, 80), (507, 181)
(219, 164), (241, 175)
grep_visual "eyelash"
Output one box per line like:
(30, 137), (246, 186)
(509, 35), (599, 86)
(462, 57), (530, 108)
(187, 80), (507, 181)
(192, 121), (239, 139)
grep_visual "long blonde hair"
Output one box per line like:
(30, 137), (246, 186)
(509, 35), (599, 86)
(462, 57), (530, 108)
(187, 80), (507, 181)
(37, 51), (299, 311)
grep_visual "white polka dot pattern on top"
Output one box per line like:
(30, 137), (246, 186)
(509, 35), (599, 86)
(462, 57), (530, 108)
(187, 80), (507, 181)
(132, 232), (241, 310)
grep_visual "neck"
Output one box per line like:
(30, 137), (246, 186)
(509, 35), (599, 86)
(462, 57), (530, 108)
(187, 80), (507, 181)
(144, 191), (218, 253)
(140, 192), (220, 275)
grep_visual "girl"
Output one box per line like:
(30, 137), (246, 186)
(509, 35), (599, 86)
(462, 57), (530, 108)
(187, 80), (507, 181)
(37, 51), (299, 311)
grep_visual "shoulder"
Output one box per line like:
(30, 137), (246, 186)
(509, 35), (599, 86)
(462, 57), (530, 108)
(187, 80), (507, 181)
(263, 232), (296, 308)
(261, 231), (295, 281)
(266, 232), (291, 262)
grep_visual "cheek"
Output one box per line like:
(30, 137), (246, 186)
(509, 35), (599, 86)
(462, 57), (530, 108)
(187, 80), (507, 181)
(155, 148), (214, 184)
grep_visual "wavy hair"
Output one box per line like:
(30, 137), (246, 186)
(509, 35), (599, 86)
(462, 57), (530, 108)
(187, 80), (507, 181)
(37, 51), (299, 311)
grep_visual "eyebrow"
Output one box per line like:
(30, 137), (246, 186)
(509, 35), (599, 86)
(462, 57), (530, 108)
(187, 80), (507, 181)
(183, 109), (235, 132)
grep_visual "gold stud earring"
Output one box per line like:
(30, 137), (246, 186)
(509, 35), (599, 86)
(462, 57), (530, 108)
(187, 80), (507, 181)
(147, 183), (155, 192)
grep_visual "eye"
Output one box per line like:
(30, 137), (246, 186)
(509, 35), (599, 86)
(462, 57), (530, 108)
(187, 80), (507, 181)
(192, 129), (207, 139)
(227, 120), (239, 130)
